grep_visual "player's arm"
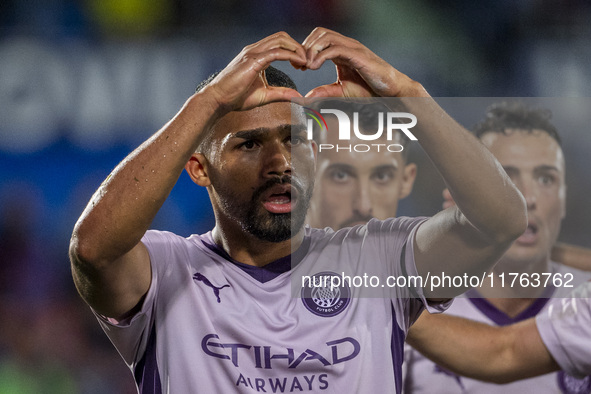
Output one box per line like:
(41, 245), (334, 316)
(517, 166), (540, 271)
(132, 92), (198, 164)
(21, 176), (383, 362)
(552, 242), (591, 272)
(406, 311), (559, 383)
(69, 32), (307, 319)
(446, 190), (591, 274)
(302, 27), (527, 299)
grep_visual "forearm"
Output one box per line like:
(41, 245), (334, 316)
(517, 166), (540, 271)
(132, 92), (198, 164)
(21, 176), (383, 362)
(71, 93), (221, 265)
(407, 312), (557, 383)
(404, 96), (526, 243)
(407, 312), (509, 381)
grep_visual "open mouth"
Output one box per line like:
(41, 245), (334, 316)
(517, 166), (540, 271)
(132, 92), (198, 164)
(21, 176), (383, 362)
(516, 223), (538, 245)
(262, 185), (297, 214)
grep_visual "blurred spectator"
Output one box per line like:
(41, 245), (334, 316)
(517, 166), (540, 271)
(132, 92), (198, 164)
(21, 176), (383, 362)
(84, 0), (174, 37)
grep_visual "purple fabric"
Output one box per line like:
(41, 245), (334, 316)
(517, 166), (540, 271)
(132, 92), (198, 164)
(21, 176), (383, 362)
(134, 324), (162, 394)
(466, 286), (555, 326)
(391, 303), (405, 394)
(201, 232), (311, 283)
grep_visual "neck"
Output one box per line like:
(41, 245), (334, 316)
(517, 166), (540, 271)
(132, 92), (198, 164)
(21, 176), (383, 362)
(476, 255), (552, 313)
(212, 225), (305, 267)
(485, 297), (536, 319)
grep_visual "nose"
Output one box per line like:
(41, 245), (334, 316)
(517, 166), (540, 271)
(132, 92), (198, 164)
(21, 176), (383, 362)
(264, 141), (291, 178)
(352, 181), (372, 217)
(518, 178), (537, 210)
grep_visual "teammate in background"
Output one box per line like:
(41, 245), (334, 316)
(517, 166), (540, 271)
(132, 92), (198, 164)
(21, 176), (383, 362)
(304, 100), (591, 391)
(69, 28), (526, 393)
(308, 101), (591, 273)
(404, 102), (591, 393)
(406, 280), (591, 384)
(443, 189), (591, 273)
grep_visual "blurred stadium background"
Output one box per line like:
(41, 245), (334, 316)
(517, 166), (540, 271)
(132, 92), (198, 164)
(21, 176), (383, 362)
(1, 1), (590, 392)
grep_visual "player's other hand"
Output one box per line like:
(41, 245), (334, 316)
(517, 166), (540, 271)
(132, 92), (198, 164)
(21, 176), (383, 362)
(203, 32), (307, 112)
(301, 27), (429, 99)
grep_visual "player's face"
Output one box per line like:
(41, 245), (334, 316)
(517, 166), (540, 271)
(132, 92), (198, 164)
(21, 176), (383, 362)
(481, 130), (566, 265)
(307, 121), (416, 229)
(205, 102), (316, 242)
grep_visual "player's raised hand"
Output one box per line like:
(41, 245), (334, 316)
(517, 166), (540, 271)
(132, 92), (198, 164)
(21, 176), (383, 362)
(301, 27), (428, 98)
(203, 32), (307, 112)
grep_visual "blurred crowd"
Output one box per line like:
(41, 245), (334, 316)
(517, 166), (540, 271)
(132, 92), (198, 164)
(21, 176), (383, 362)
(1, 0), (591, 392)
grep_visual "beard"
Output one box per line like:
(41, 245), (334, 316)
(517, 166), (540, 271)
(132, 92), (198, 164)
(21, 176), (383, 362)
(218, 175), (313, 243)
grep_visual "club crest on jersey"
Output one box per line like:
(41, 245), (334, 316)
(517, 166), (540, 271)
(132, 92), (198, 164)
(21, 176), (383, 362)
(301, 272), (351, 317)
(557, 372), (591, 394)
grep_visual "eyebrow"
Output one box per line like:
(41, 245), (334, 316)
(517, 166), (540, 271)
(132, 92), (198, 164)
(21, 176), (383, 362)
(503, 165), (561, 173)
(326, 163), (356, 173)
(371, 164), (399, 172)
(233, 124), (306, 140)
(325, 163), (399, 173)
(534, 165), (561, 173)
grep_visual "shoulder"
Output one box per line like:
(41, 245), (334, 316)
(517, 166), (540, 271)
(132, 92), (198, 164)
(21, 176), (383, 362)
(551, 261), (591, 295)
(142, 229), (210, 247)
(141, 229), (215, 265)
(306, 217), (428, 240)
(366, 216), (428, 234)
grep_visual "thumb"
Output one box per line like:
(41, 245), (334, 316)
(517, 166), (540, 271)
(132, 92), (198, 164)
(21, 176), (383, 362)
(305, 83), (343, 98)
(264, 87), (303, 103)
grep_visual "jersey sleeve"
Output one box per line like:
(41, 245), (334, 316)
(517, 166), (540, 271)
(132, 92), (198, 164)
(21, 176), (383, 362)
(536, 280), (591, 379)
(91, 230), (175, 368)
(368, 217), (452, 333)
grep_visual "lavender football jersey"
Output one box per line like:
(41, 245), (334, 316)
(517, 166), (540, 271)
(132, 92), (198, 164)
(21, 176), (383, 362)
(404, 263), (591, 394)
(94, 217), (446, 394)
(537, 280), (591, 380)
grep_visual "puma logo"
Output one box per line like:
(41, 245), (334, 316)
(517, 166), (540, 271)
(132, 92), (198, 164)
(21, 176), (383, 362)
(193, 272), (230, 303)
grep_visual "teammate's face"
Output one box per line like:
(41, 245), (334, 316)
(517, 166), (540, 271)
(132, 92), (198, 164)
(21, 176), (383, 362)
(481, 130), (566, 266)
(203, 102), (316, 242)
(307, 120), (416, 229)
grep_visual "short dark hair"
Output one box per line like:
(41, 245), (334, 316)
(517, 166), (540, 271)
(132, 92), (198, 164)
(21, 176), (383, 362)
(194, 65), (297, 154)
(472, 101), (561, 146)
(309, 99), (412, 159)
(196, 65), (297, 93)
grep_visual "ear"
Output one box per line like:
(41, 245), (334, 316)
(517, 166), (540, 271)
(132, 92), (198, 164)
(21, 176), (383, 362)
(399, 162), (417, 200)
(185, 153), (211, 187)
(311, 140), (318, 162)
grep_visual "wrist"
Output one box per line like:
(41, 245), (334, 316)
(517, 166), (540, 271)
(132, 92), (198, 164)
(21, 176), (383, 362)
(185, 89), (232, 124)
(397, 80), (430, 98)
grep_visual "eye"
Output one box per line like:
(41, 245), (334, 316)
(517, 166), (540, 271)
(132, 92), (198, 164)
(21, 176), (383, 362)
(538, 174), (556, 186)
(289, 136), (303, 146)
(329, 169), (352, 183)
(239, 140), (257, 150)
(371, 169), (395, 184)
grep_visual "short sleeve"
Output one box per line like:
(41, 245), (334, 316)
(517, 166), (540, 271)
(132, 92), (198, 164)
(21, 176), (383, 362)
(536, 281), (591, 379)
(91, 230), (175, 367)
(395, 218), (452, 332)
(367, 217), (452, 334)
